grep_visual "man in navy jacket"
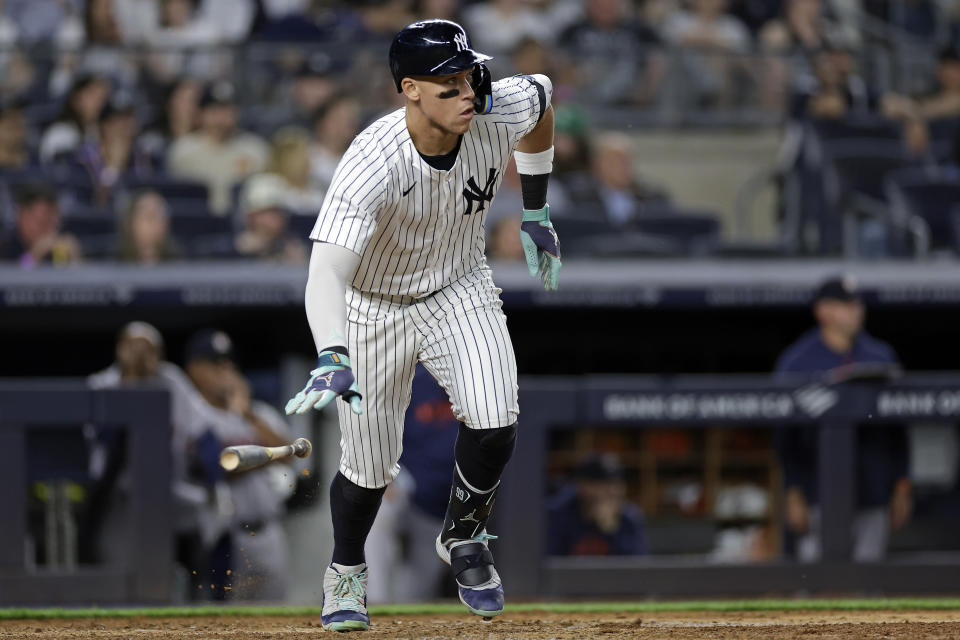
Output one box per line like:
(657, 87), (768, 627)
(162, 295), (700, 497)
(774, 275), (911, 561)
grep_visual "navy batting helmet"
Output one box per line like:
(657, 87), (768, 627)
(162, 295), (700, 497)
(389, 19), (494, 114)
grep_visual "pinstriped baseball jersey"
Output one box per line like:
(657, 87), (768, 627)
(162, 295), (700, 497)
(309, 74), (550, 488)
(310, 74), (550, 297)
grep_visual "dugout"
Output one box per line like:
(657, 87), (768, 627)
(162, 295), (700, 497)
(2, 259), (960, 602)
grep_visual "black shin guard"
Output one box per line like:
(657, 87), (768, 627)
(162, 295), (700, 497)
(329, 472), (386, 566)
(440, 463), (500, 546)
(440, 423), (518, 546)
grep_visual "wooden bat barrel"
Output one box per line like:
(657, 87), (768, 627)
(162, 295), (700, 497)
(219, 437), (312, 472)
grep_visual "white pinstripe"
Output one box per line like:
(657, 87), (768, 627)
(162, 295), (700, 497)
(337, 266), (519, 488)
(310, 76), (546, 488)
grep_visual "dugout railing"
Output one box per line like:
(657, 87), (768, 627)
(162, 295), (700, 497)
(498, 374), (960, 597)
(0, 382), (172, 605)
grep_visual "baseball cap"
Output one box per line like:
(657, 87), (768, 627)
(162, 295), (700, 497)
(240, 173), (290, 216)
(814, 275), (861, 303)
(121, 321), (164, 350)
(576, 452), (625, 481)
(185, 329), (235, 364)
(199, 81), (236, 108)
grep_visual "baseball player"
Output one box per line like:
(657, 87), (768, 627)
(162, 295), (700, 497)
(284, 19), (560, 632)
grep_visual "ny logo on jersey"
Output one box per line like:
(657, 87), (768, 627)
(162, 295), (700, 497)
(453, 33), (468, 52)
(462, 168), (498, 216)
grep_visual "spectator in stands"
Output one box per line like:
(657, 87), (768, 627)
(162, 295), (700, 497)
(86, 321), (234, 601)
(760, 0), (838, 56)
(39, 73), (111, 165)
(75, 0), (141, 91)
(309, 93), (362, 192)
(0, 97), (29, 170)
(547, 452), (649, 556)
(117, 190), (182, 264)
(882, 46), (960, 156)
(558, 0), (663, 105)
(789, 37), (876, 121)
(234, 172), (309, 263)
(509, 36), (554, 78)
(3, 0), (75, 44)
(139, 77), (202, 163)
(268, 126), (325, 214)
(774, 275), (911, 562)
(463, 0), (549, 59)
(412, 0), (462, 22)
(584, 134), (670, 228)
(184, 328), (292, 601)
(355, 0), (415, 43)
(662, 0), (752, 108)
(487, 218), (525, 262)
(76, 94), (155, 205)
(551, 105), (593, 196)
(141, 0), (233, 83)
(758, 0), (846, 109)
(168, 80), (269, 215)
(284, 53), (340, 130)
(196, 0), (256, 44)
(0, 182), (82, 267)
(0, 34), (36, 103)
(85, 0), (123, 44)
(528, 0), (584, 36)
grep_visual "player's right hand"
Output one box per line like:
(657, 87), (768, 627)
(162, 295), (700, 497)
(284, 350), (363, 416)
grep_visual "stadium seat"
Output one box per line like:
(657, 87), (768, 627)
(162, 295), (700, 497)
(885, 168), (960, 256)
(168, 213), (236, 258)
(287, 214), (317, 240)
(808, 117), (903, 146)
(927, 117), (960, 164)
(824, 141), (914, 202)
(550, 216), (620, 258)
(820, 140), (917, 256)
(628, 208), (722, 257)
(122, 176), (209, 202)
(60, 209), (116, 259)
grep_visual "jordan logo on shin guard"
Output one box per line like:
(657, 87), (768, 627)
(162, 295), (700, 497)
(441, 465), (499, 545)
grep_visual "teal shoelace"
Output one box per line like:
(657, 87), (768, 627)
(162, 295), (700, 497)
(332, 570), (367, 611)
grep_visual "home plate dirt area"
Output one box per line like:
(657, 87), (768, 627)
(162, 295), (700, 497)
(3, 609), (960, 640)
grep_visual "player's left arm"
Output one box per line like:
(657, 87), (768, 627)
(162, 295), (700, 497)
(515, 74), (560, 291)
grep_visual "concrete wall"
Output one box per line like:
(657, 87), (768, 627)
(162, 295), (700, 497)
(625, 128), (783, 240)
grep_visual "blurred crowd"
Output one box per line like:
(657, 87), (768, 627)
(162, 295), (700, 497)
(3, 0), (960, 263)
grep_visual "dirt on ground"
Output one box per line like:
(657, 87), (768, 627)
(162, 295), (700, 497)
(2, 610), (960, 640)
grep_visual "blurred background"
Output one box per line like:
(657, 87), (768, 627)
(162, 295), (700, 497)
(2, 0), (960, 606)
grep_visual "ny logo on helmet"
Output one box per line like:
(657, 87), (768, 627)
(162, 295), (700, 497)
(454, 33), (468, 52)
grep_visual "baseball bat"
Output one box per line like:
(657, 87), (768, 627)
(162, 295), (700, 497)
(219, 437), (313, 472)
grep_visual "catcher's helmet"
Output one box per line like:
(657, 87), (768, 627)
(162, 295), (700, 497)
(389, 19), (494, 114)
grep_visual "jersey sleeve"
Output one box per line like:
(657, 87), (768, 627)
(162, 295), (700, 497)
(309, 137), (387, 256)
(489, 74), (553, 142)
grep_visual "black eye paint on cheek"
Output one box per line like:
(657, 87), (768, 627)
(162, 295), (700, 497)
(438, 89), (460, 99)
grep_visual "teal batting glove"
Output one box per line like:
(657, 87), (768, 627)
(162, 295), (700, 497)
(520, 204), (561, 291)
(285, 350), (363, 416)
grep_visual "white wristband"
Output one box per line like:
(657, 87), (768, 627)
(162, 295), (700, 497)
(514, 147), (554, 175)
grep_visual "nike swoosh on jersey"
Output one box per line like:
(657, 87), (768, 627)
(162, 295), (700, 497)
(402, 183), (416, 196)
